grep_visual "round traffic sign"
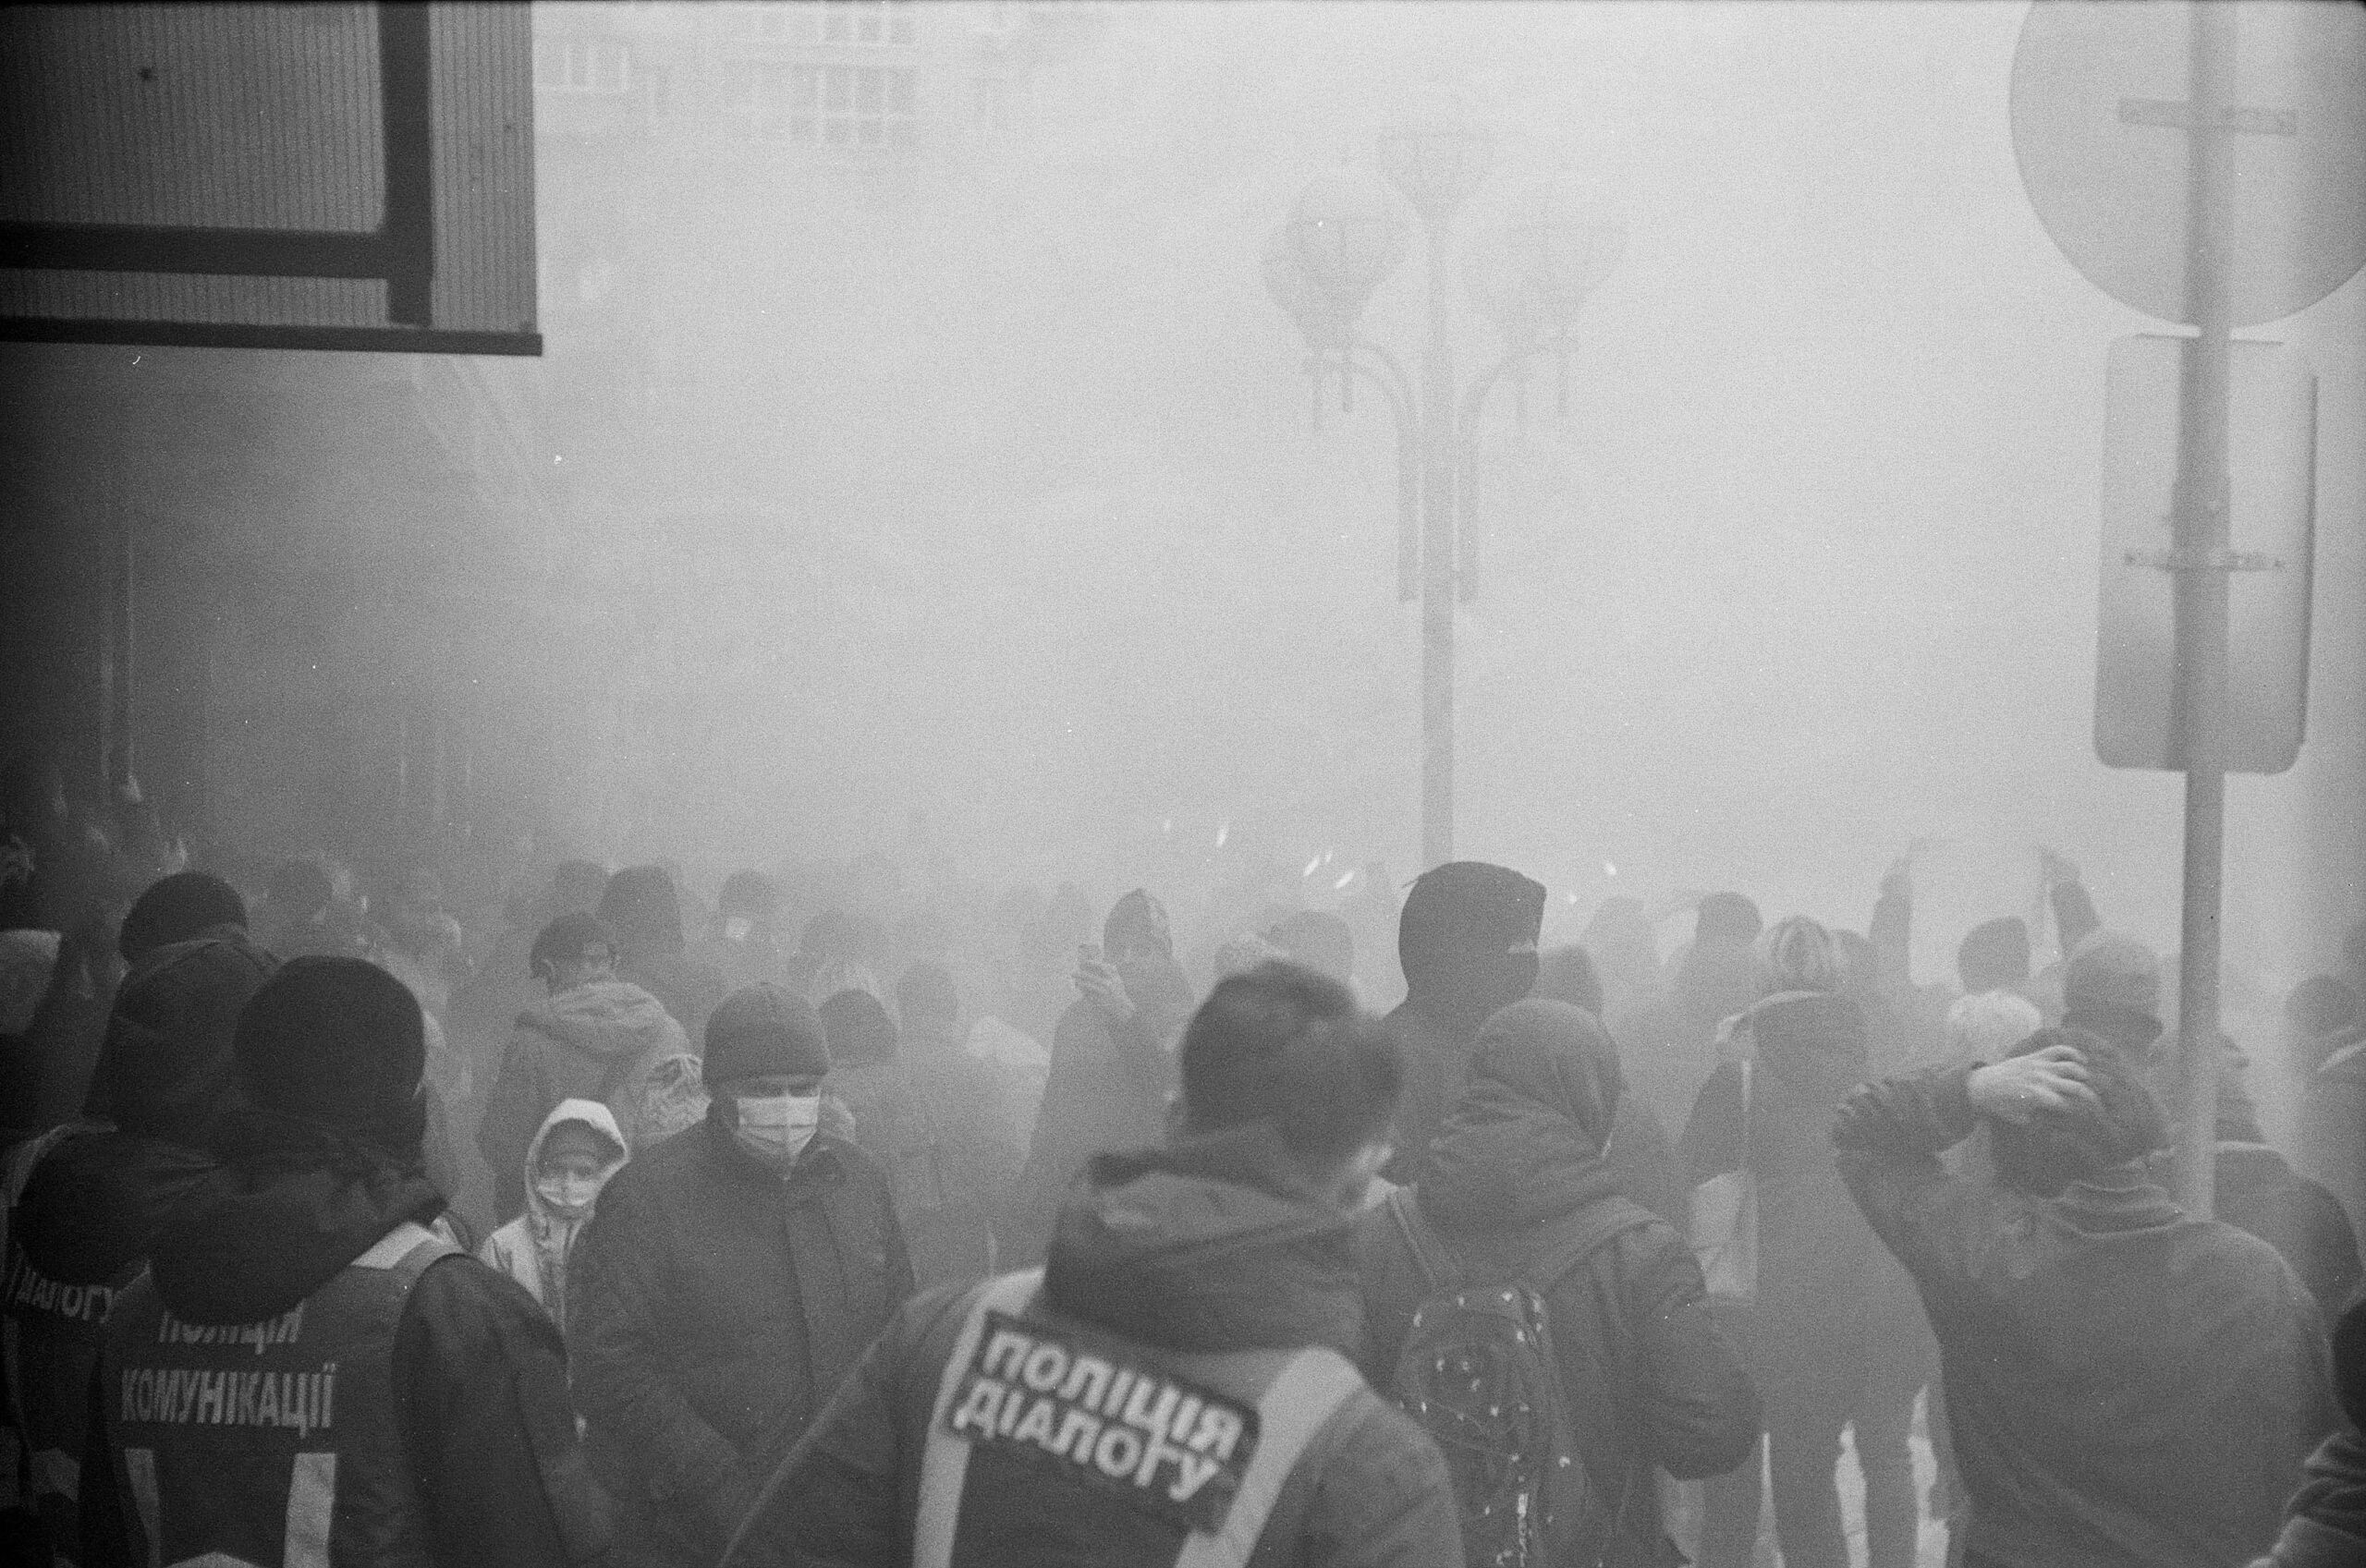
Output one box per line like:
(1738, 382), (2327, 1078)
(2010, 0), (2366, 328)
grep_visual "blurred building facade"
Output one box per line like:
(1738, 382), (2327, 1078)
(525, 0), (1111, 859)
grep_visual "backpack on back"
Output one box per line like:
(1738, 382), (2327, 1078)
(1385, 1187), (1653, 1568)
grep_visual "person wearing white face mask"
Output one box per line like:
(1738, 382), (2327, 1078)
(568, 981), (913, 1568)
(479, 1099), (629, 1333)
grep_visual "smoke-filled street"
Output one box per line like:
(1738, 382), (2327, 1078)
(2, 5), (2362, 1567)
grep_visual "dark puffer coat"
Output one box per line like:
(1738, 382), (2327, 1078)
(726, 1122), (1463, 1568)
(567, 1112), (913, 1567)
(1360, 1001), (1761, 1566)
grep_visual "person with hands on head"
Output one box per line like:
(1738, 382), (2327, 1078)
(1834, 1028), (2338, 1568)
(566, 981), (912, 1568)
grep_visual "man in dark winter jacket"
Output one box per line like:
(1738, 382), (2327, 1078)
(567, 982), (913, 1568)
(999, 890), (1197, 1267)
(726, 960), (1463, 1568)
(79, 956), (611, 1568)
(1833, 1027), (2338, 1568)
(1360, 1000), (1761, 1567)
(1383, 861), (1547, 1185)
(4, 923), (274, 1562)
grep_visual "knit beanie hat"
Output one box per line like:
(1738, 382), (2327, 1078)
(234, 956), (426, 1155)
(88, 931), (277, 1142)
(599, 865), (685, 954)
(120, 871), (248, 963)
(2062, 931), (2162, 1016)
(704, 981), (830, 1086)
(1956, 916), (2031, 993)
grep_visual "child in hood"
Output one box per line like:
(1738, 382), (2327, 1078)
(480, 1098), (628, 1332)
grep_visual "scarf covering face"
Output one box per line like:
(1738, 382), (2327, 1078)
(1396, 862), (1548, 1030)
(1420, 999), (1628, 1234)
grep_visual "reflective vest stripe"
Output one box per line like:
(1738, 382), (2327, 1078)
(909, 1271), (1365, 1568)
(285, 1452), (336, 1568)
(123, 1447), (161, 1568)
(912, 1270), (1041, 1568)
(1172, 1348), (1361, 1568)
(351, 1222), (443, 1270)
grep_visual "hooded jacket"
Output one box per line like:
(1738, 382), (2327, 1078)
(480, 1098), (630, 1331)
(1833, 1064), (2338, 1568)
(1382, 863), (1547, 1185)
(566, 1106), (912, 1568)
(1357, 1002), (1760, 1565)
(478, 977), (690, 1219)
(79, 1102), (612, 1568)
(726, 1122), (1463, 1568)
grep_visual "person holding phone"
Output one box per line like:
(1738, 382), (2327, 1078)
(997, 891), (1197, 1268)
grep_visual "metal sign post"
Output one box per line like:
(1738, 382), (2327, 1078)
(2013, 0), (2366, 1215)
(2162, 4), (2238, 1217)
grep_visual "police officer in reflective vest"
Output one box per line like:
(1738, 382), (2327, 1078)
(724, 960), (1465, 1568)
(5, 892), (271, 1568)
(80, 956), (611, 1568)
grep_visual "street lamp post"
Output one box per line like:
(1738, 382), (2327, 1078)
(1269, 101), (1621, 869)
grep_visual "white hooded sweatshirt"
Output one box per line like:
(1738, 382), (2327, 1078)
(478, 1098), (629, 1331)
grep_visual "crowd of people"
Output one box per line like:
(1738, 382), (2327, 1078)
(4, 761), (2364, 1568)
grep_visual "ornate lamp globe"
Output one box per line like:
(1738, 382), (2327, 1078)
(1286, 167), (1411, 323)
(1375, 84), (1496, 225)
